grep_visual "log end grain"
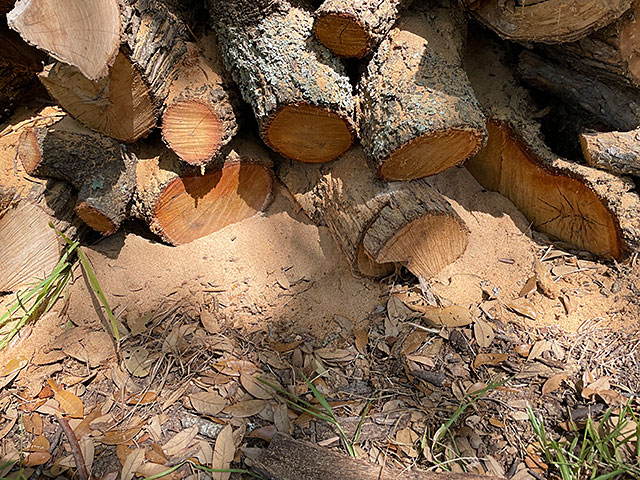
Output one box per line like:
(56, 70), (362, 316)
(74, 202), (118, 236)
(313, 12), (371, 58)
(264, 103), (354, 163)
(378, 128), (485, 181)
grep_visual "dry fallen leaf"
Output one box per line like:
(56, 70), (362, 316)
(101, 425), (143, 445)
(121, 448), (145, 480)
(24, 451), (51, 467)
(249, 425), (277, 442)
(123, 346), (152, 377)
(212, 424), (234, 480)
(26, 435), (49, 452)
(55, 390), (84, 418)
(474, 319), (495, 349)
(401, 330), (429, 355)
(473, 353), (509, 368)
(542, 374), (567, 395)
(353, 328), (368, 354)
(213, 359), (258, 376)
(514, 344), (531, 357)
(528, 340), (549, 362)
(506, 298), (538, 320)
(240, 372), (274, 400)
(519, 275), (537, 298)
(126, 391), (158, 405)
(419, 305), (472, 327)
(273, 403), (290, 434)
(162, 425), (199, 458)
(223, 400), (267, 418)
(0, 356), (28, 377)
(189, 391), (227, 416)
(269, 340), (303, 353)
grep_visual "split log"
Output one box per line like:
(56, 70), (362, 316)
(461, 0), (633, 44)
(39, 0), (189, 143)
(161, 41), (240, 166)
(518, 50), (640, 131)
(0, 105), (80, 293)
(313, 0), (409, 58)
(6, 0), (121, 80)
(580, 129), (640, 176)
(253, 433), (500, 480)
(357, 4), (486, 181)
(542, 1), (640, 87)
(208, 0), (355, 163)
(17, 113), (137, 236)
(132, 135), (274, 245)
(464, 35), (640, 259)
(0, 21), (45, 122)
(277, 146), (469, 279)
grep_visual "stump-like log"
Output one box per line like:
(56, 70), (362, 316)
(580, 129), (640, 176)
(313, 0), (409, 58)
(161, 41), (240, 166)
(277, 146), (469, 279)
(542, 1), (640, 87)
(461, 0), (633, 44)
(0, 105), (80, 293)
(357, 4), (486, 181)
(132, 135), (274, 245)
(6, 0), (120, 80)
(208, 0), (355, 163)
(17, 113), (137, 236)
(518, 50), (640, 132)
(465, 36), (640, 260)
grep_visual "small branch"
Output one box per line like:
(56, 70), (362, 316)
(56, 414), (89, 480)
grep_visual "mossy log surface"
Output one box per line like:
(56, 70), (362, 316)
(357, 4), (486, 180)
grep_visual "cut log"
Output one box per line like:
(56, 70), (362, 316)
(0, 105), (80, 293)
(277, 146), (469, 279)
(0, 21), (45, 122)
(6, 0), (120, 80)
(464, 35), (640, 259)
(17, 113), (136, 236)
(39, 0), (189, 143)
(461, 0), (633, 44)
(313, 0), (409, 58)
(542, 1), (640, 87)
(253, 433), (500, 480)
(518, 50), (640, 132)
(357, 4), (486, 181)
(132, 135), (274, 245)
(580, 129), (640, 176)
(208, 0), (355, 163)
(161, 41), (240, 166)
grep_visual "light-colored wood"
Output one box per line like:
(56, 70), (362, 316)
(580, 129), (640, 176)
(7, 0), (120, 80)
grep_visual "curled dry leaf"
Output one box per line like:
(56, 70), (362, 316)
(212, 424), (234, 480)
(0, 356), (28, 377)
(55, 390), (84, 418)
(353, 328), (368, 354)
(213, 359), (258, 376)
(473, 353), (509, 368)
(162, 425), (199, 458)
(189, 391), (227, 416)
(528, 340), (549, 362)
(24, 451), (51, 467)
(506, 298), (538, 320)
(514, 344), (531, 357)
(418, 305), (472, 327)
(269, 340), (303, 353)
(314, 348), (355, 363)
(473, 319), (495, 348)
(519, 275), (537, 298)
(240, 372), (275, 400)
(249, 425), (278, 442)
(542, 373), (567, 395)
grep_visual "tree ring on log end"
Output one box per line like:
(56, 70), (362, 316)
(75, 202), (117, 236)
(313, 13), (370, 58)
(379, 129), (484, 181)
(161, 99), (223, 166)
(265, 104), (354, 163)
(373, 214), (469, 279)
(152, 162), (273, 245)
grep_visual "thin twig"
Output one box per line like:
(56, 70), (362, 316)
(56, 414), (89, 480)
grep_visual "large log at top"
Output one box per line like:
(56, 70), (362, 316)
(277, 146), (469, 279)
(7, 0), (121, 80)
(461, 0), (633, 44)
(17, 113), (137, 236)
(313, 0), (410, 58)
(464, 35), (640, 259)
(208, 0), (355, 163)
(357, 3), (486, 181)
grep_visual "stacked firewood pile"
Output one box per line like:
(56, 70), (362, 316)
(2, 0), (640, 289)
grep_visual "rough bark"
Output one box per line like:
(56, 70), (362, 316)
(132, 135), (275, 245)
(161, 40), (240, 166)
(0, 21), (45, 123)
(6, 0), (120, 80)
(580, 129), (640, 176)
(208, 0), (355, 163)
(313, 0), (410, 58)
(253, 434), (501, 480)
(542, 1), (640, 87)
(277, 145), (469, 279)
(464, 35), (640, 260)
(17, 113), (137, 236)
(518, 50), (640, 131)
(461, 0), (633, 44)
(0, 105), (80, 293)
(357, 4), (486, 180)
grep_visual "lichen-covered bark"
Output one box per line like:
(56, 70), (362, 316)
(518, 50), (640, 131)
(313, 0), (409, 57)
(461, 0), (633, 43)
(17, 114), (136, 235)
(580, 129), (640, 176)
(357, 3), (486, 180)
(208, 0), (355, 161)
(277, 146), (468, 278)
(465, 35), (640, 259)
